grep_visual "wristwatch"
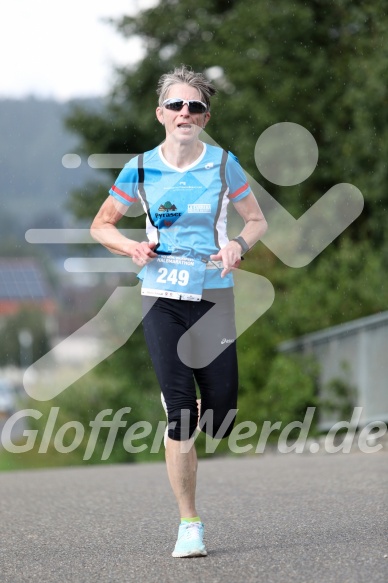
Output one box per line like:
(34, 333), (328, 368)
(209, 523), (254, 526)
(231, 236), (249, 255)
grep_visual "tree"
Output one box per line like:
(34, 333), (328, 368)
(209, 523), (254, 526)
(0, 307), (50, 367)
(67, 0), (387, 245)
(61, 0), (388, 458)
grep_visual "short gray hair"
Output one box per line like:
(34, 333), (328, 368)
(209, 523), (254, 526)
(157, 65), (217, 109)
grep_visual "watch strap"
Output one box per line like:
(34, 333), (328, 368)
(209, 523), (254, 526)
(231, 236), (249, 255)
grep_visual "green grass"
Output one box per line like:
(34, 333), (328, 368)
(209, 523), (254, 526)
(0, 447), (84, 472)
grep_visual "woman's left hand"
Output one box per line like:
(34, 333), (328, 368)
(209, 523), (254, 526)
(210, 241), (242, 278)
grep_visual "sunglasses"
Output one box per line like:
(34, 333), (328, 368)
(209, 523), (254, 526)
(162, 98), (208, 114)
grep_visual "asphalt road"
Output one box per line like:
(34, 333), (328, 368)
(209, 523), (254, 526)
(0, 450), (387, 583)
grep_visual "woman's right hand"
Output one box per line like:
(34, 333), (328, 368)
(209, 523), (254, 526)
(130, 241), (158, 266)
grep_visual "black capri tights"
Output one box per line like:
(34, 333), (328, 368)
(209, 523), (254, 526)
(142, 288), (238, 441)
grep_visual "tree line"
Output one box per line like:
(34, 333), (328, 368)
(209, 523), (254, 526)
(28, 0), (388, 464)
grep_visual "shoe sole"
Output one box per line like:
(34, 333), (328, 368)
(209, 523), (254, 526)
(172, 549), (208, 558)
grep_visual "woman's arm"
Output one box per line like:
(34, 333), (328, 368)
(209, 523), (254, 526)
(232, 192), (268, 249)
(90, 196), (157, 266)
(210, 192), (268, 277)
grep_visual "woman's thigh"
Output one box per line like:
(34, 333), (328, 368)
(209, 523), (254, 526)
(142, 289), (238, 438)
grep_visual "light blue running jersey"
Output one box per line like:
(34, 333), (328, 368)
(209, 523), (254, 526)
(109, 143), (251, 289)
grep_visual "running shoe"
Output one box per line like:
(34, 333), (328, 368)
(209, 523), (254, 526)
(172, 521), (207, 558)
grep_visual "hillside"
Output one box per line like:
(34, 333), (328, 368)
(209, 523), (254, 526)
(0, 97), (105, 232)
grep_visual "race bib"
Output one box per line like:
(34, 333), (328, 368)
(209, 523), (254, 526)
(141, 255), (206, 301)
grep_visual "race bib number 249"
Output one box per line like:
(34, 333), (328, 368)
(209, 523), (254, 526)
(141, 255), (206, 301)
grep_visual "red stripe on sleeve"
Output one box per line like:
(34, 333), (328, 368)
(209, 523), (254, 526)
(111, 185), (137, 203)
(228, 181), (250, 199)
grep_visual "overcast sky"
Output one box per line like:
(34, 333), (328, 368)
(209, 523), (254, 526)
(0, 0), (157, 100)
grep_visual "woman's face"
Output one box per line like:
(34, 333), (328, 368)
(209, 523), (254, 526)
(156, 83), (210, 143)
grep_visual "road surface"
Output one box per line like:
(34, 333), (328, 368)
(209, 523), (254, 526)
(0, 450), (387, 582)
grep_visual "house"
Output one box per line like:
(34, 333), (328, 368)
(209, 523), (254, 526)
(0, 257), (57, 322)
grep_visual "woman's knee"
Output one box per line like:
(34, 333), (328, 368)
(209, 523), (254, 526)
(198, 407), (238, 439)
(167, 407), (198, 441)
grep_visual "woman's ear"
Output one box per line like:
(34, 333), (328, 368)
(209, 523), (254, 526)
(156, 107), (164, 125)
(203, 111), (211, 128)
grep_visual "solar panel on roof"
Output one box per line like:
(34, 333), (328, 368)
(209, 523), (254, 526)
(0, 263), (48, 300)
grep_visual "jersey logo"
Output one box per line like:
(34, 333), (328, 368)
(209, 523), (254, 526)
(158, 201), (177, 212)
(156, 201), (182, 227)
(188, 203), (211, 213)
